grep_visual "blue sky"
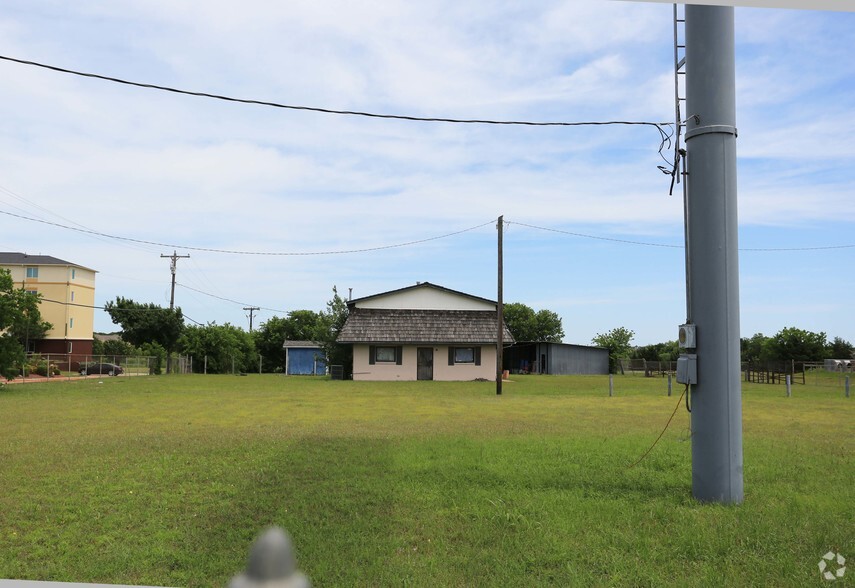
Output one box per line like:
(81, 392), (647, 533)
(0, 1), (852, 346)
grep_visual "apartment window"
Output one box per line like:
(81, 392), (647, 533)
(71, 291), (75, 302)
(368, 345), (403, 365)
(26, 267), (38, 279)
(69, 318), (74, 329)
(449, 346), (481, 366)
(71, 268), (76, 279)
(26, 290), (38, 296)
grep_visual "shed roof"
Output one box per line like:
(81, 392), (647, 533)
(282, 340), (322, 349)
(338, 308), (513, 344)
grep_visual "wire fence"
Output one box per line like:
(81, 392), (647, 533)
(7, 353), (159, 383)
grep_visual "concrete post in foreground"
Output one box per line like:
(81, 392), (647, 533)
(609, 374), (614, 397)
(229, 527), (310, 588)
(685, 5), (743, 504)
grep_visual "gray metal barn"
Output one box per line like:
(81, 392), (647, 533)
(504, 342), (608, 375)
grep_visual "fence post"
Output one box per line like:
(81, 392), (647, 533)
(846, 375), (850, 398)
(229, 527), (310, 588)
(667, 374), (672, 397)
(786, 375), (791, 397)
(204, 355), (208, 375)
(609, 374), (614, 397)
(259, 355), (263, 375)
(232, 356), (236, 375)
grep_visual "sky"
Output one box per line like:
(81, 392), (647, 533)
(0, 1), (853, 347)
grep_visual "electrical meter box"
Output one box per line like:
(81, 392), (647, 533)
(678, 324), (697, 349)
(676, 354), (698, 385)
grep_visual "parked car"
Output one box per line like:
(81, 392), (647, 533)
(80, 363), (124, 376)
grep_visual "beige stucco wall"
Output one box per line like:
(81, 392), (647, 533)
(2, 263), (96, 341)
(355, 288), (494, 311)
(352, 344), (497, 381)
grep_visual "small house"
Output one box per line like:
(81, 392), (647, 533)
(337, 282), (513, 381)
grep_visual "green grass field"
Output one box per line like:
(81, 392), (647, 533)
(0, 375), (852, 587)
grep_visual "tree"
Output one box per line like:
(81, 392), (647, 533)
(740, 333), (774, 364)
(592, 327), (635, 374)
(766, 327), (828, 362)
(314, 286), (351, 377)
(828, 336), (854, 360)
(0, 269), (52, 379)
(503, 302), (564, 343)
(105, 297), (184, 371)
(179, 323), (256, 374)
(254, 311), (323, 372)
(633, 340), (680, 363)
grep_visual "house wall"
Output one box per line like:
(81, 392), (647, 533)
(355, 289), (494, 311)
(352, 344), (496, 381)
(3, 263), (96, 344)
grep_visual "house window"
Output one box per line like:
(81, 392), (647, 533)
(71, 291), (75, 302)
(449, 346), (482, 366)
(376, 346), (397, 362)
(69, 318), (74, 329)
(26, 290), (38, 296)
(454, 347), (475, 363)
(26, 267), (38, 278)
(368, 345), (403, 365)
(71, 268), (76, 279)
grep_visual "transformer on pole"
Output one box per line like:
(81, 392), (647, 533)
(681, 4), (744, 504)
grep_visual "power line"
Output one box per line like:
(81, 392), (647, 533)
(0, 54), (672, 132)
(0, 209), (494, 255)
(509, 220), (855, 251)
(177, 282), (288, 314)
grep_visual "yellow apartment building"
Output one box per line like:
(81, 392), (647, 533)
(0, 252), (96, 356)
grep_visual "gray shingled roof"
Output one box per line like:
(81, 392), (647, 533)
(338, 308), (514, 344)
(0, 252), (95, 271)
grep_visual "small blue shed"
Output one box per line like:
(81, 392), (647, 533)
(283, 340), (327, 375)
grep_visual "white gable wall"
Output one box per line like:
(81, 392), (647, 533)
(355, 287), (494, 311)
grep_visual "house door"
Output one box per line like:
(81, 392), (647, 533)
(417, 347), (433, 381)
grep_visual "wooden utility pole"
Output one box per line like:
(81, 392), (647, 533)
(244, 306), (260, 332)
(160, 250), (189, 374)
(161, 250), (190, 311)
(497, 215), (504, 396)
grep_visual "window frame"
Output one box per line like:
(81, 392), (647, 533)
(448, 346), (482, 366)
(368, 345), (403, 366)
(26, 267), (39, 279)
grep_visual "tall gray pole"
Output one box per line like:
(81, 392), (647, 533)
(684, 5), (743, 504)
(496, 215), (504, 396)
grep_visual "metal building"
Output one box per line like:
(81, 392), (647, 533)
(504, 342), (609, 375)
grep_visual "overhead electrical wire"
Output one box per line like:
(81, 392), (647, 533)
(0, 54), (672, 131)
(4, 208), (852, 255)
(177, 282), (288, 314)
(0, 209), (494, 255)
(509, 220), (855, 251)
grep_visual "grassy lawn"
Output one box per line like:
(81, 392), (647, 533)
(0, 375), (851, 587)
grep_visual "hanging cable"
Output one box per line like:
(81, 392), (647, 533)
(0, 54), (673, 132)
(627, 387), (688, 469)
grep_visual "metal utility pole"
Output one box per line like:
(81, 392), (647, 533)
(244, 306), (260, 332)
(161, 250), (190, 311)
(684, 5), (743, 504)
(496, 215), (504, 396)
